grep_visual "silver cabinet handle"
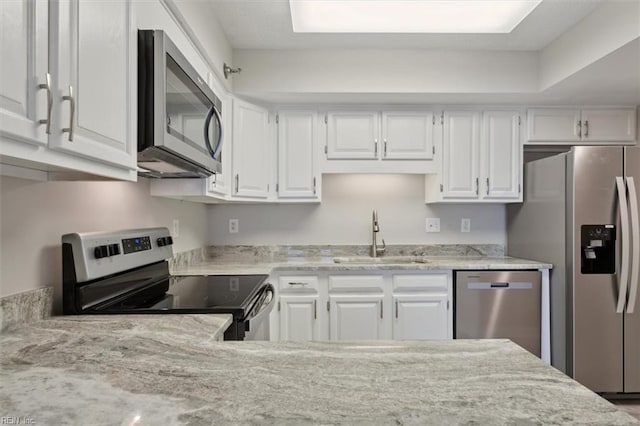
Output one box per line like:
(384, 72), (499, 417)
(62, 86), (75, 141)
(486, 177), (490, 196)
(395, 300), (398, 318)
(380, 300), (383, 319)
(577, 120), (582, 138)
(584, 120), (589, 138)
(313, 177), (317, 195)
(383, 139), (387, 157)
(288, 282), (308, 286)
(235, 174), (239, 193)
(38, 73), (52, 134)
(314, 299), (317, 319)
(476, 177), (479, 196)
(616, 176), (631, 314)
(626, 177), (639, 314)
(374, 139), (378, 157)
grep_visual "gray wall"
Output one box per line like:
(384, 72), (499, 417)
(0, 176), (208, 308)
(208, 174), (506, 245)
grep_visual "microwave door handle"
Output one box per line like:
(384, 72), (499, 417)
(616, 177), (631, 314)
(626, 177), (639, 314)
(204, 104), (224, 159)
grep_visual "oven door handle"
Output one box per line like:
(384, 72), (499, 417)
(245, 284), (274, 324)
(204, 104), (224, 159)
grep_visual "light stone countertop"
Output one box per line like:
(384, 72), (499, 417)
(171, 256), (552, 276)
(1, 314), (636, 425)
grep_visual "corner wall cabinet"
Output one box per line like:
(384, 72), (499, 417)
(269, 271), (453, 342)
(425, 110), (522, 203)
(527, 108), (636, 143)
(0, 0), (137, 181)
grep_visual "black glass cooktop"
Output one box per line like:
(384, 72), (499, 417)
(103, 274), (268, 317)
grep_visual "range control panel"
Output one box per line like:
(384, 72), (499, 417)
(62, 227), (174, 282)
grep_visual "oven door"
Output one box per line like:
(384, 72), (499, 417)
(138, 30), (222, 177)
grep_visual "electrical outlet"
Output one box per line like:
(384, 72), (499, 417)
(172, 219), (180, 238)
(461, 218), (471, 233)
(426, 218), (440, 233)
(229, 219), (239, 234)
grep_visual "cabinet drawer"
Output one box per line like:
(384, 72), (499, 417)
(392, 274), (448, 292)
(278, 276), (319, 292)
(329, 275), (384, 293)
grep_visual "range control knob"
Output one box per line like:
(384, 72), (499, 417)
(94, 245), (109, 259)
(157, 236), (174, 247)
(108, 244), (120, 256)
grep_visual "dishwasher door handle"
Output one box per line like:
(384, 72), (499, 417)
(467, 282), (533, 290)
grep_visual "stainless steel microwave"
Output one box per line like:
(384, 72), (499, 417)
(137, 30), (222, 178)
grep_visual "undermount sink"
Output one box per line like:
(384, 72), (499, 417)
(332, 256), (430, 264)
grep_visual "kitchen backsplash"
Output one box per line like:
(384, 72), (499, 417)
(206, 244), (505, 263)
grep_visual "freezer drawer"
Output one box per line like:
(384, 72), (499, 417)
(455, 271), (541, 357)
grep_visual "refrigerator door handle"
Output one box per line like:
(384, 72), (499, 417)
(626, 176), (639, 314)
(616, 177), (631, 314)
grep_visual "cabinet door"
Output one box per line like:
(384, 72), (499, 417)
(0, 0), (49, 147)
(482, 111), (521, 200)
(329, 294), (384, 341)
(382, 111), (434, 160)
(51, 0), (136, 170)
(526, 108), (581, 142)
(581, 109), (636, 142)
(442, 111), (480, 199)
(393, 294), (448, 340)
(326, 112), (379, 159)
(232, 99), (269, 198)
(279, 294), (321, 341)
(277, 111), (318, 198)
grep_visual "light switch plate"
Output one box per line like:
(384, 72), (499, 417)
(426, 218), (440, 233)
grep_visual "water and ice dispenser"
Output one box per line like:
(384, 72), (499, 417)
(581, 225), (616, 274)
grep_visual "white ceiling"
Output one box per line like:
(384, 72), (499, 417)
(207, 0), (604, 50)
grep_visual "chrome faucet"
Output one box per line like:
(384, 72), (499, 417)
(371, 209), (386, 258)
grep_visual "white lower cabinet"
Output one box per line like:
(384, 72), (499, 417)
(272, 271), (452, 342)
(393, 294), (448, 340)
(329, 294), (385, 341)
(279, 294), (322, 341)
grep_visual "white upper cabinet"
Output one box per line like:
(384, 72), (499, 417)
(482, 111), (521, 200)
(527, 108), (636, 143)
(277, 111), (319, 199)
(427, 109), (522, 203)
(326, 111), (379, 159)
(382, 111), (434, 160)
(441, 111), (481, 199)
(232, 99), (270, 198)
(0, 0), (49, 147)
(580, 109), (636, 142)
(50, 0), (136, 170)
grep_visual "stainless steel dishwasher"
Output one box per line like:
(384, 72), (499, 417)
(455, 271), (541, 356)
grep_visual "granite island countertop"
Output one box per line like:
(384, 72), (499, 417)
(1, 314), (636, 425)
(171, 256), (552, 276)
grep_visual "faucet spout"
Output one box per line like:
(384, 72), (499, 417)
(371, 209), (385, 257)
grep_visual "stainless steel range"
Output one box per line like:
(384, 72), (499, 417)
(62, 227), (274, 340)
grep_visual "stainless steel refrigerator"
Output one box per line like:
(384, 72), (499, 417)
(507, 146), (639, 394)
